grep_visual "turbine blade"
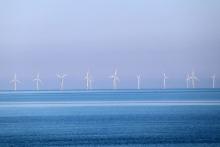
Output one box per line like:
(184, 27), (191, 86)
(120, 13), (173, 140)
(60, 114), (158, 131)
(39, 79), (42, 83)
(57, 74), (61, 78)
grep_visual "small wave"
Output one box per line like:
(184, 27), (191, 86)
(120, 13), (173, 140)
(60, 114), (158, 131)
(1, 100), (220, 107)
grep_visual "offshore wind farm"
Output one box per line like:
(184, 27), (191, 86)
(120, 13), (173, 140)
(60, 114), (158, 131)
(1, 0), (220, 147)
(2, 70), (219, 91)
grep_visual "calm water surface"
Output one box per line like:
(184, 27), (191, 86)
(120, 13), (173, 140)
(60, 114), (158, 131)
(0, 89), (220, 147)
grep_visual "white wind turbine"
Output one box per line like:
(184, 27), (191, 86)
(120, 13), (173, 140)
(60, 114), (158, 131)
(162, 73), (168, 89)
(110, 69), (120, 89)
(211, 74), (216, 88)
(186, 73), (190, 88)
(137, 75), (141, 89)
(56, 74), (67, 90)
(33, 73), (42, 90)
(190, 71), (199, 88)
(10, 73), (21, 91)
(84, 71), (91, 90)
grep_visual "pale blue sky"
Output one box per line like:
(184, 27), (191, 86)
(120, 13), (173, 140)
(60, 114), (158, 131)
(0, 0), (220, 89)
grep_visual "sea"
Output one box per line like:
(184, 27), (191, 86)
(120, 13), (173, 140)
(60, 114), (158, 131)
(0, 89), (220, 147)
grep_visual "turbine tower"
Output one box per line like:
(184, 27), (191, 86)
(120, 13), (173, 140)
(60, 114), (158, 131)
(137, 75), (141, 89)
(57, 74), (67, 90)
(190, 71), (198, 88)
(110, 69), (120, 89)
(10, 73), (20, 91)
(211, 74), (216, 88)
(162, 73), (168, 89)
(33, 73), (42, 90)
(186, 73), (190, 88)
(84, 71), (91, 90)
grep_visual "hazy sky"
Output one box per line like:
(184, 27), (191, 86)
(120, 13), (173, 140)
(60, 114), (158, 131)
(0, 0), (220, 89)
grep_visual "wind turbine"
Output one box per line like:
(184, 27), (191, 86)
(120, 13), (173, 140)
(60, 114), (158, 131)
(137, 75), (141, 89)
(56, 74), (67, 90)
(84, 71), (91, 90)
(33, 73), (42, 90)
(110, 69), (120, 89)
(162, 73), (168, 89)
(10, 73), (21, 91)
(211, 74), (216, 88)
(190, 71), (198, 88)
(186, 73), (190, 88)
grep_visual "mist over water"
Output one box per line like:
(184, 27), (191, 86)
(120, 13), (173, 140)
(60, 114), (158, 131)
(0, 0), (220, 90)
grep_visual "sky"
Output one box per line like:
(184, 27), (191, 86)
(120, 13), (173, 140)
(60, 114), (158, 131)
(0, 0), (220, 90)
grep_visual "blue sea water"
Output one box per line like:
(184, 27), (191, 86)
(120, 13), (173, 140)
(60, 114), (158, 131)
(0, 89), (220, 147)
